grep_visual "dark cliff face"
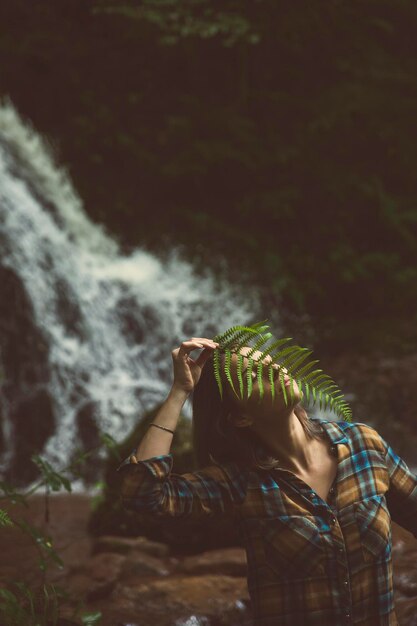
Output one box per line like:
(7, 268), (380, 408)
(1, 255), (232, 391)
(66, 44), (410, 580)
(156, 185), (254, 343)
(0, 266), (55, 485)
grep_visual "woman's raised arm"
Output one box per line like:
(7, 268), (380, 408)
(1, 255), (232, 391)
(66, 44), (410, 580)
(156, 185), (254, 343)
(116, 337), (248, 519)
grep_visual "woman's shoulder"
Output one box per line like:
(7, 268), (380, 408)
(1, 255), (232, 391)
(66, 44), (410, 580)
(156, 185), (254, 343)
(315, 416), (386, 453)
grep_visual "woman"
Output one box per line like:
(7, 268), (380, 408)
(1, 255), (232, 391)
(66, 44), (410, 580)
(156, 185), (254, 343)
(117, 337), (417, 625)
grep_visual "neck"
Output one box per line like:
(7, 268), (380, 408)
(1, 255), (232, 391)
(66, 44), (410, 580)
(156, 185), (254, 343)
(252, 409), (317, 473)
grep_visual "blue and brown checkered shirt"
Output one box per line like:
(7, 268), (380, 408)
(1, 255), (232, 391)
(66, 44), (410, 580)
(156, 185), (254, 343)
(117, 417), (417, 625)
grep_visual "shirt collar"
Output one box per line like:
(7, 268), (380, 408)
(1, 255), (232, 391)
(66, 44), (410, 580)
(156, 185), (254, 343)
(312, 416), (350, 446)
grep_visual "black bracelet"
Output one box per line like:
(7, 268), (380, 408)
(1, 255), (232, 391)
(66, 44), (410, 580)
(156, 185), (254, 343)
(149, 422), (175, 435)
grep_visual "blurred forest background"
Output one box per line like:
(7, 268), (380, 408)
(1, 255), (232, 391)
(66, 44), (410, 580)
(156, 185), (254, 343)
(1, 0), (417, 353)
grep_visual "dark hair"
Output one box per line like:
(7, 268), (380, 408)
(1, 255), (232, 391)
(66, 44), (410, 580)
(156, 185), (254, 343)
(191, 351), (325, 470)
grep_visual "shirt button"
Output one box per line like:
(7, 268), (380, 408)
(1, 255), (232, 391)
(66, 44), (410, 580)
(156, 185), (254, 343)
(344, 580), (348, 586)
(329, 486), (335, 493)
(330, 515), (337, 524)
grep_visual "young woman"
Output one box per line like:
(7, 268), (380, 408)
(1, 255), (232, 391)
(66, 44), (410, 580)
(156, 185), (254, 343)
(117, 337), (417, 625)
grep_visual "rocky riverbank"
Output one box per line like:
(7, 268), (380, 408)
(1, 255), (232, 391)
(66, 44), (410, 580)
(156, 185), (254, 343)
(1, 494), (417, 625)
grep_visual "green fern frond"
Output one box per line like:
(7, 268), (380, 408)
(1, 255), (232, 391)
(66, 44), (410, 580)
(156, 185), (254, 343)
(0, 508), (13, 527)
(268, 364), (276, 403)
(245, 332), (273, 360)
(211, 319), (352, 421)
(236, 352), (244, 398)
(292, 359), (320, 380)
(224, 349), (239, 399)
(246, 356), (255, 399)
(213, 348), (223, 400)
(256, 359), (265, 400)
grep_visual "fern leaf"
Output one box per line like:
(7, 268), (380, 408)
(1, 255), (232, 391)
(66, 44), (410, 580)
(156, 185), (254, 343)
(245, 332), (273, 359)
(224, 349), (239, 399)
(302, 380), (311, 405)
(0, 509), (13, 527)
(236, 352), (244, 399)
(268, 364), (276, 402)
(283, 347), (313, 370)
(256, 359), (265, 400)
(246, 356), (255, 398)
(211, 320), (351, 421)
(292, 359), (320, 380)
(213, 348), (223, 400)
(279, 368), (288, 405)
(257, 338), (290, 364)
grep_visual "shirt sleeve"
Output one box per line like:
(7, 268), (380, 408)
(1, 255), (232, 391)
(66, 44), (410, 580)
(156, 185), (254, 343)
(116, 452), (248, 519)
(378, 434), (417, 539)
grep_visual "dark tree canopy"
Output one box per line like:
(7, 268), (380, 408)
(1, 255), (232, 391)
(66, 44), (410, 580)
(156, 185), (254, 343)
(1, 0), (416, 351)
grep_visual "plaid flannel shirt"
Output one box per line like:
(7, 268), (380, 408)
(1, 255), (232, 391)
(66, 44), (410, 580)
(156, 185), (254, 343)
(116, 417), (417, 625)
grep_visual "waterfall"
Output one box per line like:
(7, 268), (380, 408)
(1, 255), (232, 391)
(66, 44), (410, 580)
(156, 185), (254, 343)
(0, 99), (263, 486)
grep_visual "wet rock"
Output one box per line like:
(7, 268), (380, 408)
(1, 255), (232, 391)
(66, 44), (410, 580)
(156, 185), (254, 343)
(120, 551), (170, 579)
(68, 552), (126, 601)
(93, 535), (170, 558)
(178, 548), (247, 577)
(0, 266), (54, 484)
(54, 277), (84, 339)
(0, 266), (50, 389)
(8, 388), (55, 485)
(76, 400), (101, 449)
(117, 296), (146, 344)
(111, 575), (250, 626)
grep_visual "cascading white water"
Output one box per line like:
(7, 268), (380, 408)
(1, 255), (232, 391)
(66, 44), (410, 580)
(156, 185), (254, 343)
(0, 99), (265, 485)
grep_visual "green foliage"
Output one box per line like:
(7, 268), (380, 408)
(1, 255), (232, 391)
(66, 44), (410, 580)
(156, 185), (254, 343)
(31, 456), (72, 493)
(212, 319), (352, 421)
(0, 509), (13, 527)
(17, 520), (64, 572)
(81, 612), (103, 626)
(90, 481), (107, 512)
(0, 482), (29, 507)
(99, 432), (121, 461)
(0, 582), (64, 626)
(93, 0), (260, 46)
(0, 443), (110, 625)
(0, 581), (102, 626)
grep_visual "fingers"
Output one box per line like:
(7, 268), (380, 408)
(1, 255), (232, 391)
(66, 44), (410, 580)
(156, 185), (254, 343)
(173, 338), (219, 358)
(195, 348), (216, 368)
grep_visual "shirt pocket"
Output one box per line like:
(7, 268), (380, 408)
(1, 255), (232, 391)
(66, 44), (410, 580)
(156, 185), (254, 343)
(259, 514), (326, 580)
(353, 494), (392, 563)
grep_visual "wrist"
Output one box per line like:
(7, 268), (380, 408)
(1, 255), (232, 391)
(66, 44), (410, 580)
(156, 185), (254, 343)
(169, 384), (191, 403)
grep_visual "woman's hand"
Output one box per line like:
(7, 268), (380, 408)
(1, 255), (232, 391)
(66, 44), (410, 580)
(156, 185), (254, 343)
(171, 337), (219, 394)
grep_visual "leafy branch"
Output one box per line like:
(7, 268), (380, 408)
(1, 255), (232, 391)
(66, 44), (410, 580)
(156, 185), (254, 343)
(0, 430), (118, 626)
(212, 319), (352, 421)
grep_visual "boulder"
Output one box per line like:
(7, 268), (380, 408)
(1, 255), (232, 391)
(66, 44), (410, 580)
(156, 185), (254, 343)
(0, 266), (54, 485)
(68, 552), (126, 601)
(8, 388), (55, 486)
(108, 575), (251, 626)
(93, 535), (170, 558)
(177, 548), (247, 577)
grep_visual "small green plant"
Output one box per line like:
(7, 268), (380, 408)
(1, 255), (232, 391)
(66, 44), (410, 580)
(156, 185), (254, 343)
(212, 319), (352, 421)
(0, 430), (118, 626)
